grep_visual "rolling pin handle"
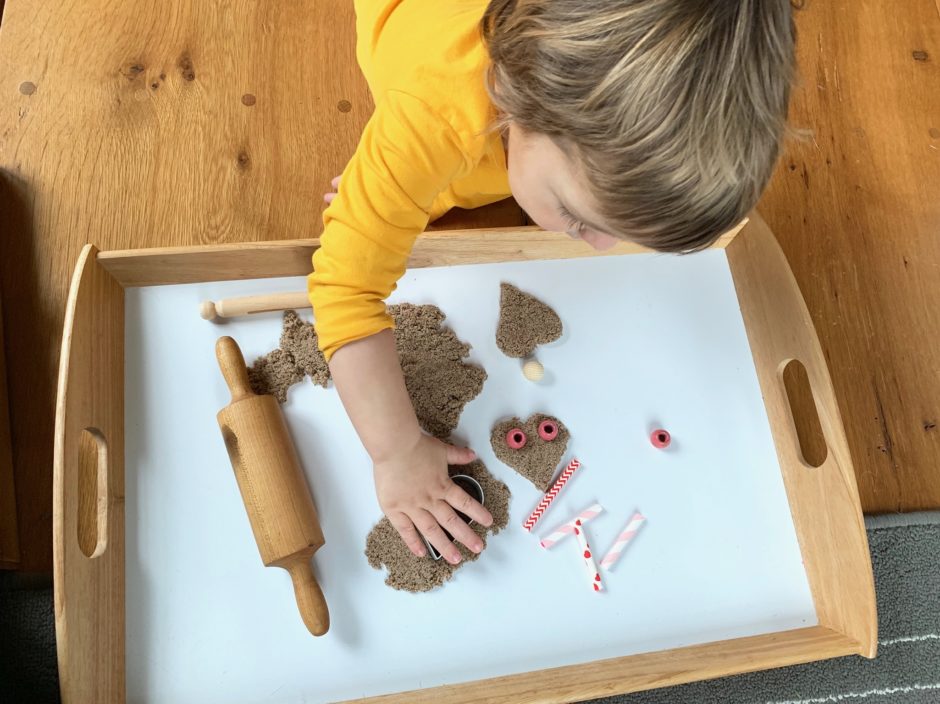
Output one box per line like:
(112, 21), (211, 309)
(216, 336), (255, 402)
(286, 558), (331, 636)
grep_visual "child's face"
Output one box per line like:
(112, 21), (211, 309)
(506, 124), (621, 251)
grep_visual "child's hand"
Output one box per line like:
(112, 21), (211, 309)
(373, 434), (493, 564)
(328, 330), (491, 563)
(323, 175), (341, 204)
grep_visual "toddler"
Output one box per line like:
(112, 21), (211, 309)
(309, 0), (796, 564)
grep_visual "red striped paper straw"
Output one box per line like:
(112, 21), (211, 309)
(574, 523), (604, 592)
(539, 503), (604, 549)
(599, 511), (646, 571)
(522, 458), (582, 532)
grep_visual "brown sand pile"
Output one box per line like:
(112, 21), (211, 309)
(247, 305), (504, 593)
(491, 414), (569, 491)
(496, 283), (563, 358)
(247, 311), (330, 400)
(247, 348), (305, 403)
(388, 303), (487, 440)
(364, 305), (493, 592)
(364, 460), (510, 592)
(249, 307), (485, 436)
(279, 310), (331, 387)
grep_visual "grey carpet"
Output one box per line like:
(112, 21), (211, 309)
(0, 512), (937, 704)
(591, 511), (940, 704)
(0, 572), (59, 704)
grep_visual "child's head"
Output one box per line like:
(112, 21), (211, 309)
(482, 0), (797, 252)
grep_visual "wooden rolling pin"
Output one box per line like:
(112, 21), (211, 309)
(200, 291), (310, 321)
(215, 336), (330, 636)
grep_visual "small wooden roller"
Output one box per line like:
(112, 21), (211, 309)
(200, 291), (311, 321)
(215, 336), (330, 636)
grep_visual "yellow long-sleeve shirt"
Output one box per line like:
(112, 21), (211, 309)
(308, 0), (510, 360)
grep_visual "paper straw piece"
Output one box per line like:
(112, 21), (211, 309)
(539, 503), (604, 549)
(574, 523), (604, 592)
(599, 511), (646, 571)
(522, 457), (582, 532)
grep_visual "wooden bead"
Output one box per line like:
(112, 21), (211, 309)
(522, 358), (544, 382)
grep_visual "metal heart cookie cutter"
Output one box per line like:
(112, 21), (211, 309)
(424, 474), (485, 561)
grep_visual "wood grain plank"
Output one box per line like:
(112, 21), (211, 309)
(0, 0), (523, 571)
(343, 627), (859, 704)
(758, 0), (940, 512)
(2, 0), (374, 571)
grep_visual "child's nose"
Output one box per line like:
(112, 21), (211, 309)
(583, 232), (619, 251)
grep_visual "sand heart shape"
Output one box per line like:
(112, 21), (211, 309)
(490, 414), (569, 491)
(496, 283), (563, 358)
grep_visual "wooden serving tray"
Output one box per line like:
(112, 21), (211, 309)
(53, 213), (876, 703)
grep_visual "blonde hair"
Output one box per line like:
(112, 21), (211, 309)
(482, 0), (797, 252)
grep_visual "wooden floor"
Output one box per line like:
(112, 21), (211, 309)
(758, 0), (940, 512)
(0, 1), (937, 571)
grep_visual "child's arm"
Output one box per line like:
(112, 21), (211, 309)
(309, 91), (493, 560)
(330, 330), (492, 564)
(309, 91), (472, 360)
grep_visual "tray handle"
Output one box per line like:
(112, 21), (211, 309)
(779, 358), (829, 469)
(77, 427), (111, 559)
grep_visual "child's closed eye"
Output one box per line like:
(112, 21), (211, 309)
(558, 205), (585, 236)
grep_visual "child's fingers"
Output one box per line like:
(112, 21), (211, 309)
(412, 509), (461, 565)
(388, 512), (427, 558)
(444, 482), (493, 528)
(323, 192), (337, 204)
(330, 175), (341, 188)
(432, 500), (483, 554)
(444, 444), (476, 465)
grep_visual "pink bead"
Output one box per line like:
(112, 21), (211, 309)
(651, 429), (671, 449)
(506, 428), (527, 449)
(538, 419), (559, 441)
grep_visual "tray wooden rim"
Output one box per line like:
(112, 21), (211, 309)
(53, 214), (876, 703)
(95, 222), (746, 288)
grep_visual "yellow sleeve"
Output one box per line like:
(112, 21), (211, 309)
(308, 90), (471, 361)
